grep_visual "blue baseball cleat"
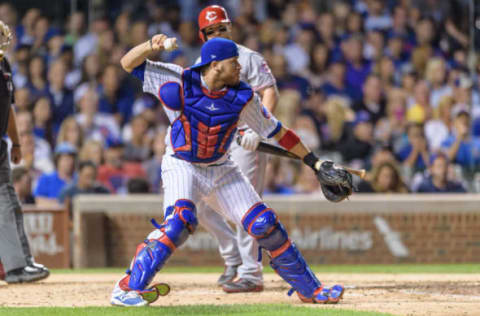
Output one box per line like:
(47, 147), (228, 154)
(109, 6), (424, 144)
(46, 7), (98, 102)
(111, 281), (149, 307)
(110, 279), (171, 307)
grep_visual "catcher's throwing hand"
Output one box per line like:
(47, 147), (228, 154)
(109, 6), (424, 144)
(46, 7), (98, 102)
(150, 34), (177, 51)
(303, 153), (353, 203)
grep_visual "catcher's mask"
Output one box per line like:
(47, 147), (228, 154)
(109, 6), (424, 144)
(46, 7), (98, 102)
(0, 20), (12, 60)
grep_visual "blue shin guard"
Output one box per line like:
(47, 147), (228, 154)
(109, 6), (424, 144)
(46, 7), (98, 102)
(242, 203), (327, 301)
(122, 200), (198, 292)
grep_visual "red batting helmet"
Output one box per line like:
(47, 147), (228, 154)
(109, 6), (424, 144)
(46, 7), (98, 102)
(198, 5), (231, 42)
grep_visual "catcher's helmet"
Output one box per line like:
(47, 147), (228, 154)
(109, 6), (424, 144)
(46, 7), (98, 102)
(198, 5), (231, 42)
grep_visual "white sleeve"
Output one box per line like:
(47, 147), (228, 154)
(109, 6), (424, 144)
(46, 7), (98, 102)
(239, 93), (282, 139)
(131, 59), (183, 96)
(246, 53), (276, 92)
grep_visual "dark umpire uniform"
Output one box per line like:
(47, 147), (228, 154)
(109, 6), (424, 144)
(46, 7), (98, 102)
(0, 56), (49, 283)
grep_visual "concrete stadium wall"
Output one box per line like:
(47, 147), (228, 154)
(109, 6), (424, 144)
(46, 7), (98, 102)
(73, 194), (480, 268)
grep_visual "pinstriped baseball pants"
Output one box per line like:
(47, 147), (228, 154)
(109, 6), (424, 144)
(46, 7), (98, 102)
(161, 154), (262, 226)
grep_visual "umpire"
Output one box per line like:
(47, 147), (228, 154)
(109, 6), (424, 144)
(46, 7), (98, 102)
(0, 21), (49, 283)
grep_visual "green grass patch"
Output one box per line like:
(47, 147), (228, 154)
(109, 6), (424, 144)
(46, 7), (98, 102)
(0, 305), (394, 316)
(54, 263), (480, 275)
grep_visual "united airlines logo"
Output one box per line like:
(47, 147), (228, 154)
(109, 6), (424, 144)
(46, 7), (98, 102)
(205, 11), (217, 22)
(206, 103), (219, 111)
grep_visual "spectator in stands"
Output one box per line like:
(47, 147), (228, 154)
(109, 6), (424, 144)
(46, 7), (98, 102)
(80, 54), (101, 85)
(283, 25), (315, 74)
(374, 56), (397, 92)
(97, 64), (135, 124)
(341, 34), (372, 102)
(74, 86), (120, 143)
(13, 87), (31, 111)
(58, 160), (109, 207)
(56, 116), (83, 150)
(442, 110), (480, 171)
(47, 60), (74, 131)
(339, 111), (374, 166)
(64, 11), (86, 46)
(12, 167), (35, 204)
(15, 8), (40, 46)
(74, 15), (109, 66)
(407, 80), (431, 123)
(25, 55), (48, 99)
(316, 12), (336, 50)
(77, 139), (103, 167)
(396, 123), (430, 173)
(127, 178), (151, 194)
(17, 130), (53, 176)
(14, 111), (53, 172)
(364, 0), (392, 31)
(321, 60), (351, 101)
(305, 42), (329, 87)
(124, 115), (151, 162)
(358, 161), (408, 193)
(374, 88), (407, 149)
(270, 54), (310, 100)
(364, 30), (385, 61)
(97, 137), (146, 194)
(415, 153), (466, 193)
(425, 57), (451, 109)
(451, 75), (480, 119)
(34, 142), (76, 206)
(425, 95), (454, 152)
(32, 96), (53, 146)
(353, 75), (386, 124)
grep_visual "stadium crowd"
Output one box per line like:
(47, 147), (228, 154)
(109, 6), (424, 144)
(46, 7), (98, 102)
(2, 0), (478, 206)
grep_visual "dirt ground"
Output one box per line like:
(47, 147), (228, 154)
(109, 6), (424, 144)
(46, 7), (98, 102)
(1, 273), (480, 315)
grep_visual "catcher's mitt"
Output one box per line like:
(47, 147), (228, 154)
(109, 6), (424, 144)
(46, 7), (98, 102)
(316, 160), (353, 203)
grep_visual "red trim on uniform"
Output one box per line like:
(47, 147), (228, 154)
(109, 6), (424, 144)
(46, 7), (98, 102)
(202, 86), (228, 98)
(278, 129), (300, 150)
(197, 122), (221, 159)
(218, 122), (237, 153)
(270, 239), (291, 258)
(158, 234), (176, 251)
(172, 114), (192, 152)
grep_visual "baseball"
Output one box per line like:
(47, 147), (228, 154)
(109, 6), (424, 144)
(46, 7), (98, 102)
(163, 38), (177, 51)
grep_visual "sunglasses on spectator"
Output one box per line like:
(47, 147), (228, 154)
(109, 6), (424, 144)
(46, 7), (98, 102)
(204, 25), (228, 36)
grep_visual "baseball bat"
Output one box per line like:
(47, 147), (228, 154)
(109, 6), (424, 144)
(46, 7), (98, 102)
(237, 136), (366, 179)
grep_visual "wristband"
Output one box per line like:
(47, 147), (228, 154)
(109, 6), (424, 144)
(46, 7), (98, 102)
(278, 129), (300, 150)
(303, 152), (320, 171)
(149, 38), (153, 50)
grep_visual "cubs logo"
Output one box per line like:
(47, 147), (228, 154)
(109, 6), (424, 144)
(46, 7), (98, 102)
(205, 11), (217, 22)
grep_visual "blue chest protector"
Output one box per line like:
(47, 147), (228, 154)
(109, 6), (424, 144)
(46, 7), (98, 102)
(159, 69), (253, 163)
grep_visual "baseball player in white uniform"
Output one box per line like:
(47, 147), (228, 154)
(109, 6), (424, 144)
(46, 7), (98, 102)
(193, 5), (278, 292)
(110, 34), (345, 307)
